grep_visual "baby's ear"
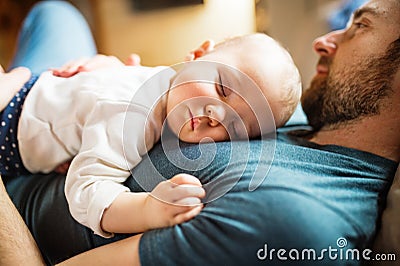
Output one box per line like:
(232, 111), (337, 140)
(185, 40), (215, 61)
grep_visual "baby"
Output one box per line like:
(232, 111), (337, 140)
(0, 33), (301, 237)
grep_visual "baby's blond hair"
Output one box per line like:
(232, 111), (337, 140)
(215, 33), (302, 128)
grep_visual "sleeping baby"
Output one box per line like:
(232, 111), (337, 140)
(0, 33), (301, 237)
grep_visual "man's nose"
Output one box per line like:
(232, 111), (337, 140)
(205, 104), (226, 127)
(313, 30), (344, 56)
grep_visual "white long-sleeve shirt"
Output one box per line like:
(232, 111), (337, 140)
(18, 66), (175, 237)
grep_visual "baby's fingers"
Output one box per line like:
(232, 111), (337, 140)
(151, 178), (205, 206)
(173, 205), (203, 224)
(172, 185), (206, 203)
(175, 197), (203, 206)
(170, 173), (202, 187)
(79, 55), (123, 72)
(125, 53), (141, 66)
(52, 57), (89, 77)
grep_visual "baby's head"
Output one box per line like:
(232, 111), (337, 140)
(166, 33), (302, 143)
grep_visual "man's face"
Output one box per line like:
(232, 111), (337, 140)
(301, 0), (400, 130)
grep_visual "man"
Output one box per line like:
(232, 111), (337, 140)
(301, 0), (399, 162)
(0, 176), (44, 265)
(1, 0), (399, 265)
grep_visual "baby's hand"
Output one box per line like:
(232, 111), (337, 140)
(54, 160), (71, 175)
(52, 53), (141, 78)
(144, 174), (205, 230)
(184, 39), (215, 61)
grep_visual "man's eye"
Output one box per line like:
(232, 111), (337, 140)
(354, 22), (366, 28)
(352, 18), (370, 29)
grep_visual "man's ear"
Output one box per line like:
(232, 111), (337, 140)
(185, 40), (215, 61)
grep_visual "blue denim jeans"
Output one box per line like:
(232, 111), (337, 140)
(9, 1), (97, 75)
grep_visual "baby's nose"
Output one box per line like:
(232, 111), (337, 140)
(205, 104), (226, 125)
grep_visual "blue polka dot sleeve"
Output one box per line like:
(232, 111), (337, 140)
(0, 75), (38, 177)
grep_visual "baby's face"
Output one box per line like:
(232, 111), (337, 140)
(166, 61), (275, 143)
(165, 35), (293, 143)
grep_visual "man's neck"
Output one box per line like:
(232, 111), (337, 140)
(309, 114), (400, 163)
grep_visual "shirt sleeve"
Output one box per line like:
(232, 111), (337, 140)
(65, 100), (151, 238)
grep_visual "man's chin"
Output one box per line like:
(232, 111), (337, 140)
(300, 76), (329, 130)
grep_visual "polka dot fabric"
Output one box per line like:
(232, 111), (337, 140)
(0, 75), (38, 177)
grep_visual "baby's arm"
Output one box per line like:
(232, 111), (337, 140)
(52, 53), (141, 78)
(101, 174), (205, 234)
(52, 39), (213, 79)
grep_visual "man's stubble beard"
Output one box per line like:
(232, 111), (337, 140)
(301, 38), (400, 131)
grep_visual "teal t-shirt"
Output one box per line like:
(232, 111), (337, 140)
(135, 128), (396, 266)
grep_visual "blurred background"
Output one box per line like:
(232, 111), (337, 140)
(0, 0), (365, 88)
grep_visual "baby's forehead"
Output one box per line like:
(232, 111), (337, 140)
(230, 40), (290, 72)
(216, 49), (290, 94)
(237, 51), (291, 88)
